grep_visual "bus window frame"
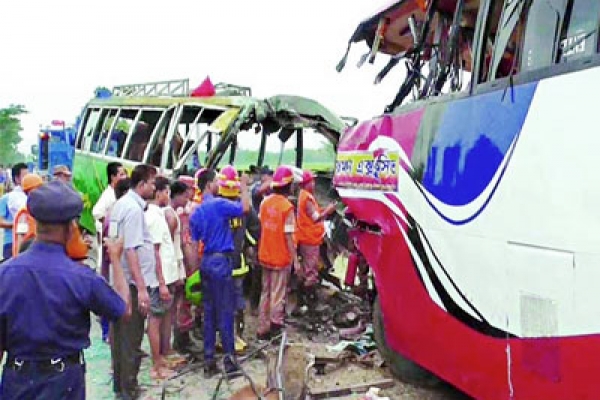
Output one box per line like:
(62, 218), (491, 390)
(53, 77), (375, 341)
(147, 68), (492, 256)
(105, 107), (142, 158)
(487, 0), (525, 81)
(76, 107), (101, 151)
(174, 129), (213, 172)
(119, 109), (142, 160)
(217, 126), (314, 171)
(473, 0), (600, 95)
(159, 106), (183, 170)
(170, 103), (229, 173)
(178, 107), (205, 160)
(163, 104), (184, 171)
(296, 128), (304, 168)
(122, 107), (165, 163)
(144, 105), (176, 169)
(557, 0), (600, 62)
(228, 135), (237, 166)
(89, 108), (117, 153)
(475, 52), (600, 94)
(142, 108), (170, 164)
(97, 109), (121, 156)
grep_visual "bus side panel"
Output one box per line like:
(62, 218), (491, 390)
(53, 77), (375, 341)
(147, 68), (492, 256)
(337, 67), (600, 399)
(73, 152), (107, 234)
(73, 152), (136, 234)
(344, 196), (600, 400)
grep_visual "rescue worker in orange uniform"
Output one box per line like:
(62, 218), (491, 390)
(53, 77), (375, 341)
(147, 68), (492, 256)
(12, 176), (90, 262)
(295, 171), (337, 306)
(257, 166), (298, 340)
(12, 174), (44, 255)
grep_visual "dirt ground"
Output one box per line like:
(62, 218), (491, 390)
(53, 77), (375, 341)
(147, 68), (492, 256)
(84, 309), (470, 400)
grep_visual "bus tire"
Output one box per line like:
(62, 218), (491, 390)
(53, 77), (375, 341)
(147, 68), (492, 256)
(373, 297), (441, 387)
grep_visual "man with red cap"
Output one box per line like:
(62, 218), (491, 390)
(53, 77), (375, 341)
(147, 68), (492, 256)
(295, 171), (337, 307)
(256, 166), (298, 340)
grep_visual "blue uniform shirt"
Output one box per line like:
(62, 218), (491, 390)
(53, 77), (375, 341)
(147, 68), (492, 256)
(0, 194), (13, 246)
(0, 242), (125, 360)
(189, 194), (244, 254)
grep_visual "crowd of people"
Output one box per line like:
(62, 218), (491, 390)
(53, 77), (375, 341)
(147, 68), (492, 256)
(0, 163), (78, 260)
(0, 160), (341, 399)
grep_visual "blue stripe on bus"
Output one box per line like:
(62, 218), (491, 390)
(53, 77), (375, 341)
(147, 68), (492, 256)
(421, 82), (537, 207)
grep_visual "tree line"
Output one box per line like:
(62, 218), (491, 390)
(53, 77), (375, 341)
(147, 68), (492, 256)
(0, 105), (27, 165)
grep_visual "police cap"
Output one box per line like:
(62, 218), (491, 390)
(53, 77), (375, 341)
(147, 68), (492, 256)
(28, 181), (83, 224)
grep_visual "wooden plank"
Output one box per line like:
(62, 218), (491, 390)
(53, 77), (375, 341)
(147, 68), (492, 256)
(310, 378), (395, 399)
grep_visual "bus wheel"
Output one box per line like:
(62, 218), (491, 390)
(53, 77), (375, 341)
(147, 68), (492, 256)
(372, 297), (441, 387)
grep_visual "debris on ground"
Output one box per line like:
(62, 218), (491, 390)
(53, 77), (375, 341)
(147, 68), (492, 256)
(286, 284), (372, 344)
(310, 379), (395, 399)
(358, 387), (391, 400)
(325, 325), (377, 356)
(84, 280), (469, 399)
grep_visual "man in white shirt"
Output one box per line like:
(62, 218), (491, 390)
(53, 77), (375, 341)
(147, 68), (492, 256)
(93, 162), (127, 341)
(145, 176), (180, 380)
(93, 162), (127, 232)
(0, 163), (28, 259)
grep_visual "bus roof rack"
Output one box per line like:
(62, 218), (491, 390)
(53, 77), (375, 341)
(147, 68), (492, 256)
(214, 83), (252, 97)
(111, 79), (252, 98)
(112, 79), (190, 97)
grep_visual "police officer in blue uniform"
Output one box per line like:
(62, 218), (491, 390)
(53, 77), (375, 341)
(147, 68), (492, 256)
(0, 181), (130, 400)
(189, 169), (250, 377)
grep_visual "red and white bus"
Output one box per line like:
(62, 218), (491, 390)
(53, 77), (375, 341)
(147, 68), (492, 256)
(334, 0), (600, 399)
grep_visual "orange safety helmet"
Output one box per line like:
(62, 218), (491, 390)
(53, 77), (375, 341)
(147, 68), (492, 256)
(271, 166), (294, 188)
(22, 173), (43, 193)
(218, 165), (241, 198)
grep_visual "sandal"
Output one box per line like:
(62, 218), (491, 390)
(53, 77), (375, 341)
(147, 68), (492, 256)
(150, 366), (176, 381)
(164, 354), (187, 369)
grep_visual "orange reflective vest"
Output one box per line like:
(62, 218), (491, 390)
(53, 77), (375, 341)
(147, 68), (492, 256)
(258, 194), (294, 268)
(295, 189), (325, 246)
(12, 208), (88, 260)
(12, 208), (37, 255)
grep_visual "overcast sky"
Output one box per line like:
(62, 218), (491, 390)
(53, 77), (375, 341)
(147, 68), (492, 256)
(0, 0), (408, 153)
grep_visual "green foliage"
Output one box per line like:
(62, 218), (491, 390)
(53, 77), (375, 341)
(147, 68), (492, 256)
(217, 148), (336, 171)
(0, 104), (27, 164)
